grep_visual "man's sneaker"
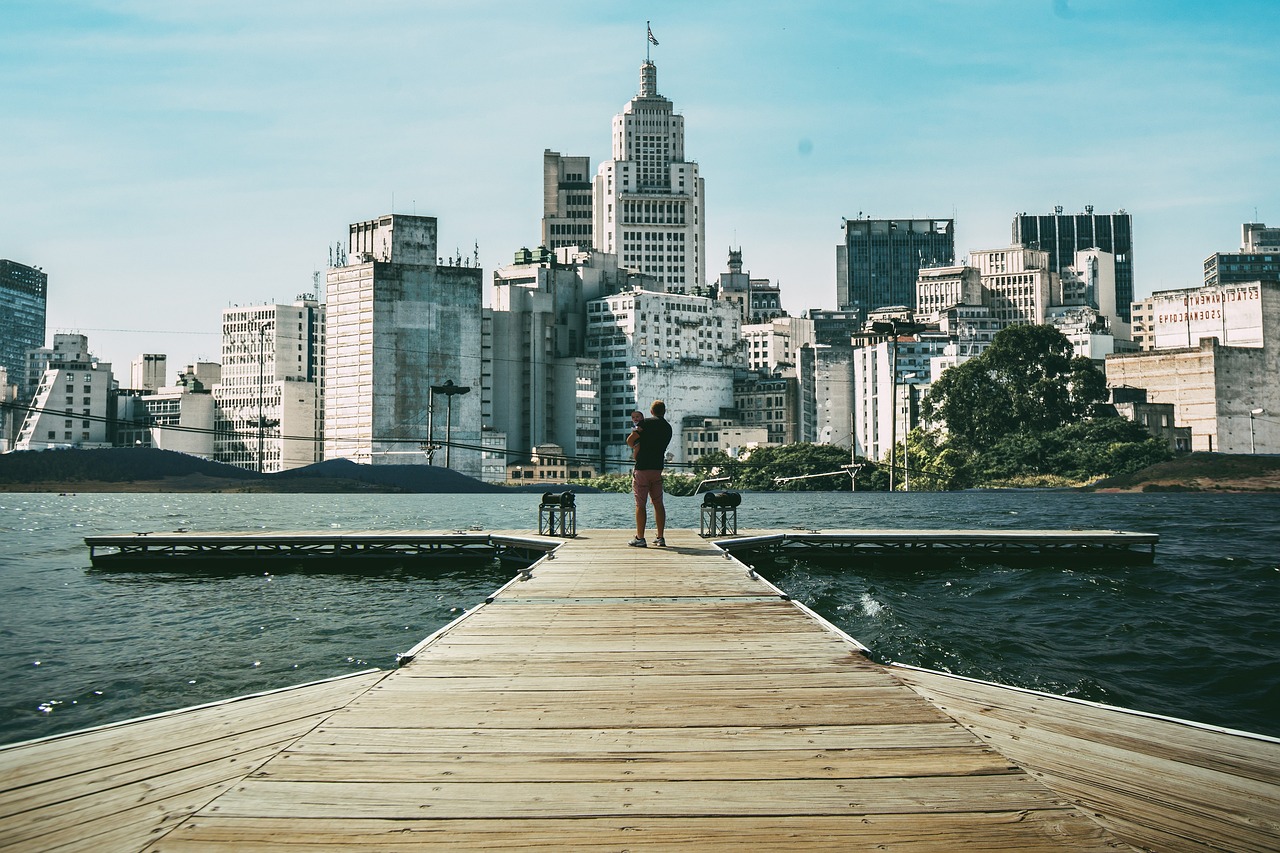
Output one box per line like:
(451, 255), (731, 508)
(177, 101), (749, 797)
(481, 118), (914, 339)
(654, 537), (666, 547)
(628, 537), (647, 547)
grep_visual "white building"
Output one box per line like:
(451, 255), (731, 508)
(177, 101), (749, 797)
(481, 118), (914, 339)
(484, 249), (601, 472)
(681, 416), (769, 462)
(542, 150), (594, 252)
(1106, 280), (1280, 453)
(852, 336), (939, 465)
(14, 334), (114, 451)
(970, 246), (1057, 326)
(214, 298), (322, 472)
(586, 288), (740, 467)
(129, 354), (168, 392)
(915, 263), (982, 321)
(325, 214), (482, 474)
(593, 60), (705, 293)
(742, 316), (814, 375)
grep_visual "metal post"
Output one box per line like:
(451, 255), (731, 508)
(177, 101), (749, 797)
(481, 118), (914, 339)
(257, 323), (266, 473)
(430, 380), (471, 471)
(888, 339), (897, 492)
(1251, 408), (1264, 454)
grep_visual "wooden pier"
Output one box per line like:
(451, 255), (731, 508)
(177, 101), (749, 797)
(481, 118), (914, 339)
(2, 529), (1277, 851)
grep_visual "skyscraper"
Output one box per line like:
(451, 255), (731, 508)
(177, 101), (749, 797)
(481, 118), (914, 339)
(542, 150), (593, 252)
(593, 60), (705, 293)
(324, 214), (482, 474)
(836, 219), (955, 313)
(0, 259), (48, 404)
(1012, 206), (1134, 322)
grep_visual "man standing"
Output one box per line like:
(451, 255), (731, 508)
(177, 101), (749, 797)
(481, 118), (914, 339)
(626, 399), (673, 547)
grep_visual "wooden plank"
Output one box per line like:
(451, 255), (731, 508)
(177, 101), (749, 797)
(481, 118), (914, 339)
(896, 667), (1280, 853)
(148, 812), (1131, 852)
(195, 774), (1071, 820)
(255, 745), (1018, 783)
(297, 723), (981, 753)
(0, 671), (384, 793)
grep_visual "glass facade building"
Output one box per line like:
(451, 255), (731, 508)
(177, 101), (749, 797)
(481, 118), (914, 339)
(1012, 208), (1134, 322)
(0, 259), (48, 402)
(836, 219), (955, 313)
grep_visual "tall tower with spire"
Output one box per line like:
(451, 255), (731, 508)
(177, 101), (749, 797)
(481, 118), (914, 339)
(592, 60), (705, 293)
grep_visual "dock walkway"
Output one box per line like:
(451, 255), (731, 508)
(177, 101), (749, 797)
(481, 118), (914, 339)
(3, 529), (1277, 851)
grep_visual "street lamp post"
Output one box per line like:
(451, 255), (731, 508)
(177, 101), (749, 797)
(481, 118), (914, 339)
(872, 320), (924, 492)
(1250, 408), (1265, 454)
(255, 321), (274, 474)
(430, 380), (471, 469)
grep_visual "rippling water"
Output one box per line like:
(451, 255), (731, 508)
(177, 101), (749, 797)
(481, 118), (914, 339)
(1, 491), (1277, 745)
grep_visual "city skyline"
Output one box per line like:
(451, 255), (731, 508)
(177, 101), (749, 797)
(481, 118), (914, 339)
(2, 1), (1277, 375)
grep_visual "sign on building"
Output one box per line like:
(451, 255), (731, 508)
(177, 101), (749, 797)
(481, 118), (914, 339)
(1150, 283), (1263, 350)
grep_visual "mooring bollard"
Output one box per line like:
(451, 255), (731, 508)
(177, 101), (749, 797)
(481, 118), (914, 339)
(538, 491), (577, 537)
(700, 490), (741, 537)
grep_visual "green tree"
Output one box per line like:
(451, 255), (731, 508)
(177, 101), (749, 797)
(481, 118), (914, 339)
(922, 324), (1108, 447)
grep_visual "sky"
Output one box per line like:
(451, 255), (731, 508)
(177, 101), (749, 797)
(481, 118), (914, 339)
(3, 0), (1278, 376)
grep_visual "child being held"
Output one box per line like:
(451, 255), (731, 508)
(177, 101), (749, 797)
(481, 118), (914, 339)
(627, 410), (644, 461)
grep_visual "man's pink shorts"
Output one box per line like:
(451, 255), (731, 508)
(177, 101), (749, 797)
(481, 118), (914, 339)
(633, 469), (664, 506)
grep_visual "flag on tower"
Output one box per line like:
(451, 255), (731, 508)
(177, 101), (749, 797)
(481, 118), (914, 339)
(647, 23), (659, 45)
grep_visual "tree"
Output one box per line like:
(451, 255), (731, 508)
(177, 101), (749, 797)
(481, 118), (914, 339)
(922, 325), (1108, 447)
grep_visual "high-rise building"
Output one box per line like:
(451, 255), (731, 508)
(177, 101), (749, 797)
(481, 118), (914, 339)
(1203, 222), (1280, 288)
(1012, 206), (1134, 322)
(836, 218), (955, 313)
(484, 248), (600, 468)
(0, 259), (48, 404)
(586, 288), (740, 467)
(542, 150), (594, 252)
(14, 334), (114, 451)
(213, 298), (322, 472)
(324, 214), (483, 473)
(969, 246), (1056, 326)
(593, 61), (705, 293)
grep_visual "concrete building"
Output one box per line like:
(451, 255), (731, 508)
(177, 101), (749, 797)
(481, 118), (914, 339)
(928, 305), (1001, 381)
(681, 415), (769, 462)
(1108, 387), (1192, 453)
(733, 374), (800, 447)
(505, 443), (596, 485)
(14, 334), (114, 451)
(852, 333), (941, 468)
(484, 248), (601, 470)
(1203, 222), (1280, 288)
(1012, 206), (1134, 322)
(324, 214), (483, 474)
(0, 367), (18, 452)
(1046, 306), (1118, 363)
(586, 288), (740, 467)
(807, 309), (863, 347)
(806, 344), (855, 450)
(542, 150), (594, 252)
(1130, 296), (1156, 351)
(836, 218), (954, 313)
(130, 354), (168, 392)
(593, 60), (705, 293)
(138, 370), (218, 458)
(915, 263), (982, 321)
(741, 316), (814, 375)
(1059, 248), (1129, 341)
(0, 259), (47, 405)
(214, 298), (322, 472)
(969, 246), (1057, 326)
(713, 248), (784, 324)
(1105, 281), (1280, 453)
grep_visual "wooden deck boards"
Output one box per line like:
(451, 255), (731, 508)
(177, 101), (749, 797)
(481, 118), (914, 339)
(4, 528), (1268, 851)
(895, 666), (1280, 853)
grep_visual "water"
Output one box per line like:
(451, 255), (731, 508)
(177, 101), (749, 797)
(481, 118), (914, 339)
(1, 491), (1277, 745)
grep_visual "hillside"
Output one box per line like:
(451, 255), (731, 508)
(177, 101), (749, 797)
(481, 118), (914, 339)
(1085, 452), (1280, 493)
(0, 448), (562, 494)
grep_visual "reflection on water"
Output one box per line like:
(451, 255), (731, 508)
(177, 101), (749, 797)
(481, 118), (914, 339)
(1, 491), (1278, 744)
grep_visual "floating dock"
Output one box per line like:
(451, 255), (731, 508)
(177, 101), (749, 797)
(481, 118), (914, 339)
(83, 530), (557, 569)
(2, 528), (1276, 851)
(83, 527), (1159, 569)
